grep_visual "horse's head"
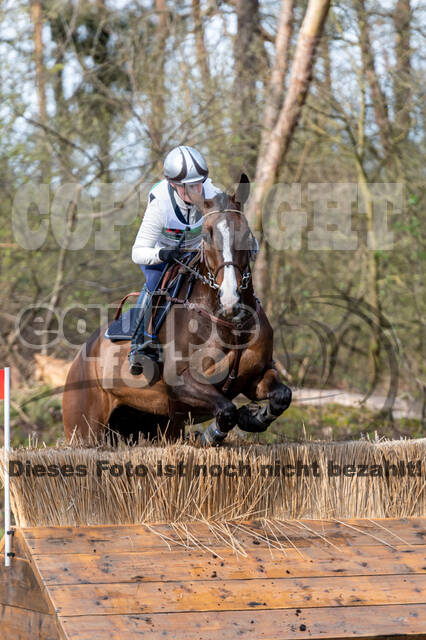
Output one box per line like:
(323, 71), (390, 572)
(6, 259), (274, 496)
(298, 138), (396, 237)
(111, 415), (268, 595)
(190, 174), (256, 319)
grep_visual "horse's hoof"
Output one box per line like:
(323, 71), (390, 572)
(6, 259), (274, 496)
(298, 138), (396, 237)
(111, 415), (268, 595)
(237, 405), (269, 433)
(270, 385), (292, 414)
(200, 422), (228, 446)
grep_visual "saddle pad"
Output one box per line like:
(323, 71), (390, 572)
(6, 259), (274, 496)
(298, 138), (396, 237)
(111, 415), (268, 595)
(104, 307), (139, 342)
(105, 258), (194, 342)
(104, 297), (171, 342)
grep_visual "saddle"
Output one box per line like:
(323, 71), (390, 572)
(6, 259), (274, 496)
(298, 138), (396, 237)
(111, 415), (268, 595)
(105, 255), (197, 342)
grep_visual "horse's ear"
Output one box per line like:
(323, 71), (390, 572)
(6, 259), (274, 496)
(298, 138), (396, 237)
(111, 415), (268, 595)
(235, 173), (250, 207)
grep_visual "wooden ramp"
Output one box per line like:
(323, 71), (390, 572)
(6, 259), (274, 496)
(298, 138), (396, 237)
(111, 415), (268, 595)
(1, 518), (425, 640)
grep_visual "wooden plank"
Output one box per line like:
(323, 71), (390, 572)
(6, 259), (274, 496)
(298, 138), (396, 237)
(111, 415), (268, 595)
(0, 603), (60, 640)
(21, 518), (426, 555)
(33, 544), (426, 586)
(14, 528), (33, 559)
(17, 528), (58, 616)
(59, 604), (426, 640)
(48, 574), (426, 616)
(0, 558), (52, 614)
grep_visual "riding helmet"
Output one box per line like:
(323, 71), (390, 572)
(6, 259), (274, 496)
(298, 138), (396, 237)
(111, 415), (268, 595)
(163, 146), (209, 184)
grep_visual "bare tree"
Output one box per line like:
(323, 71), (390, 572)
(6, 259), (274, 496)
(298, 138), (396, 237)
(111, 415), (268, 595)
(233, 0), (265, 175)
(259, 0), (294, 156)
(246, 0), (331, 301)
(30, 0), (48, 180)
(393, 0), (412, 140)
(356, 0), (393, 161)
(192, 0), (210, 79)
(150, 0), (168, 158)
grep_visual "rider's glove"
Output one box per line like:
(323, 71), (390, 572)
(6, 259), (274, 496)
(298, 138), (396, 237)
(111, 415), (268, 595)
(159, 247), (181, 263)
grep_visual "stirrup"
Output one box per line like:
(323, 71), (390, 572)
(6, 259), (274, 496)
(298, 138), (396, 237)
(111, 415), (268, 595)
(128, 341), (160, 376)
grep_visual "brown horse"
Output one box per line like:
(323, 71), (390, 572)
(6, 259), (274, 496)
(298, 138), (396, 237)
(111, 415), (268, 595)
(62, 175), (291, 444)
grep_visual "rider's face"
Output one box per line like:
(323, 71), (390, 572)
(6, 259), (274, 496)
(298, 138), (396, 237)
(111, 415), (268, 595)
(172, 182), (203, 203)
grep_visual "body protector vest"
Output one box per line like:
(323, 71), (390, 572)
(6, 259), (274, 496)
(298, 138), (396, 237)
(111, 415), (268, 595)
(150, 178), (220, 251)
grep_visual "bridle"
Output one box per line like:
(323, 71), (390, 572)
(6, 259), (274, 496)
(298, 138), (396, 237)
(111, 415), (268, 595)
(189, 208), (253, 292)
(201, 245), (252, 291)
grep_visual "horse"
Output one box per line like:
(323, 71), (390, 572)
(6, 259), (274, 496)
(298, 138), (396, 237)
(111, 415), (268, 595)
(62, 175), (292, 445)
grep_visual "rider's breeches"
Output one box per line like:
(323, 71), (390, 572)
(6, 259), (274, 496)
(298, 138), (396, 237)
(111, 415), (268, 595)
(131, 263), (167, 346)
(141, 263), (167, 292)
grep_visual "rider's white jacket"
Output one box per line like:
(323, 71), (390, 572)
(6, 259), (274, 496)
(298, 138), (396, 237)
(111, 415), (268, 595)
(132, 178), (221, 265)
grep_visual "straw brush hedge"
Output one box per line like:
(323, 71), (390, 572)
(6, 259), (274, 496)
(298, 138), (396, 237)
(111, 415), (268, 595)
(1, 437), (424, 528)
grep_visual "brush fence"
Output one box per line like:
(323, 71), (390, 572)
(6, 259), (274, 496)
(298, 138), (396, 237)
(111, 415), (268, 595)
(1, 438), (425, 527)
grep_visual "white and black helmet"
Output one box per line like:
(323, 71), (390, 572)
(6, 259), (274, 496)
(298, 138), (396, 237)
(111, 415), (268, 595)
(163, 146), (209, 184)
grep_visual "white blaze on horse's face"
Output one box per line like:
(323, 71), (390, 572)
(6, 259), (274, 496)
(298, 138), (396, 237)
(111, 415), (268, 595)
(217, 219), (239, 315)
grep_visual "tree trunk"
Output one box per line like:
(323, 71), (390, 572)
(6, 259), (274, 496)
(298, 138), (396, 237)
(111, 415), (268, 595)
(233, 0), (264, 176)
(192, 0), (210, 79)
(357, 171), (381, 380)
(321, 27), (332, 97)
(246, 0), (331, 302)
(356, 1), (393, 158)
(30, 0), (48, 181)
(149, 0), (168, 166)
(353, 70), (381, 381)
(94, 0), (112, 182)
(393, 0), (412, 140)
(258, 0), (294, 159)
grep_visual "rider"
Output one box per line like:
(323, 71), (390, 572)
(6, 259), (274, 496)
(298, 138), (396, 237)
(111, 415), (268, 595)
(129, 145), (221, 375)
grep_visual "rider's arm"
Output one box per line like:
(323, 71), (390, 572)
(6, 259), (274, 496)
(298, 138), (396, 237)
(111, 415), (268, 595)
(131, 196), (164, 265)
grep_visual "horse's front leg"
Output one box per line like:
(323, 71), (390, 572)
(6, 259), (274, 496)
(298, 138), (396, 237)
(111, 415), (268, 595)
(238, 366), (292, 433)
(167, 368), (238, 445)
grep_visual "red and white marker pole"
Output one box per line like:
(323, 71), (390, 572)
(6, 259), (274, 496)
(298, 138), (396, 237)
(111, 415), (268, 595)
(1, 367), (11, 566)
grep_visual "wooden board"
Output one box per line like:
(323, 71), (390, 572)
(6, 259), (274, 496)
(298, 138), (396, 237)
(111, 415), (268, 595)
(0, 558), (52, 614)
(0, 532), (59, 640)
(31, 544), (426, 585)
(2, 518), (426, 639)
(48, 574), (426, 616)
(59, 604), (426, 640)
(21, 517), (426, 555)
(0, 604), (60, 640)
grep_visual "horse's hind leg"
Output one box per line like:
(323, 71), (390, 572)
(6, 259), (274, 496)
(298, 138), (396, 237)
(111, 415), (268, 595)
(238, 367), (292, 433)
(168, 369), (238, 444)
(63, 353), (111, 442)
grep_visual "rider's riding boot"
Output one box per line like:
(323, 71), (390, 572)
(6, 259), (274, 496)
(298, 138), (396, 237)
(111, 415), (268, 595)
(128, 285), (161, 376)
